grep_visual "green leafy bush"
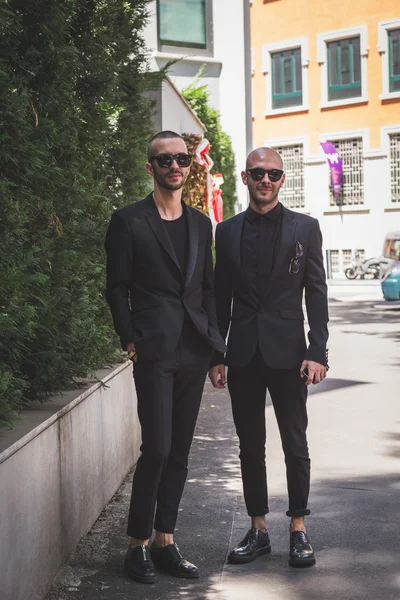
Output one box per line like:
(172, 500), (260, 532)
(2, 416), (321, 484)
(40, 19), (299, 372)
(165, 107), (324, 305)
(0, 0), (162, 427)
(182, 78), (238, 219)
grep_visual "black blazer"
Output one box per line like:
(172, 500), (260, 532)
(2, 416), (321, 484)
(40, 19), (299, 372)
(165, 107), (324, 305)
(213, 204), (329, 369)
(105, 193), (226, 360)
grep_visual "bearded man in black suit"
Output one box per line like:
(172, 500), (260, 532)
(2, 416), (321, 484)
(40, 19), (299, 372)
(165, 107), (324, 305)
(105, 131), (225, 584)
(209, 147), (329, 568)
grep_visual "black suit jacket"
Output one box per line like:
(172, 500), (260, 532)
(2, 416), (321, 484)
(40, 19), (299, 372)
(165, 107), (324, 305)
(105, 193), (226, 360)
(213, 204), (329, 369)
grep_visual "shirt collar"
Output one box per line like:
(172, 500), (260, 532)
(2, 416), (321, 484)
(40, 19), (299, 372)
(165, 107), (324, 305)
(246, 202), (282, 223)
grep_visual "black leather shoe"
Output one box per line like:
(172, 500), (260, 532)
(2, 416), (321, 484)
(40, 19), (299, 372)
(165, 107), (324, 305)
(150, 543), (199, 579)
(124, 545), (157, 584)
(289, 531), (316, 567)
(228, 528), (271, 564)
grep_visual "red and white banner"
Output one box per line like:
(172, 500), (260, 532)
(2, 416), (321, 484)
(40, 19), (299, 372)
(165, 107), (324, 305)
(195, 138), (224, 232)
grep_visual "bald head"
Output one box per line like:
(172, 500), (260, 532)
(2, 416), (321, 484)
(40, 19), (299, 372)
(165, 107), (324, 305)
(246, 147), (283, 170)
(241, 146), (285, 212)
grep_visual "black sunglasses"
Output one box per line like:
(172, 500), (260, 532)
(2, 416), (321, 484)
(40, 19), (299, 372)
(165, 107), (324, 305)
(289, 242), (304, 274)
(150, 153), (192, 168)
(246, 168), (284, 182)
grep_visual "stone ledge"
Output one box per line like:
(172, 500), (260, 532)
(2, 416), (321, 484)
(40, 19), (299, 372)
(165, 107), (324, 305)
(0, 361), (140, 600)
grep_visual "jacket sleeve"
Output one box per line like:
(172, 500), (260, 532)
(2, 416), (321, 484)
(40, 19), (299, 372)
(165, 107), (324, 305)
(104, 212), (134, 350)
(210, 223), (233, 367)
(304, 219), (329, 365)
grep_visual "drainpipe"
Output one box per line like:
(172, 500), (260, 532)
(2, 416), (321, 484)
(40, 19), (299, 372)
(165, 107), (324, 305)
(243, 0), (253, 154)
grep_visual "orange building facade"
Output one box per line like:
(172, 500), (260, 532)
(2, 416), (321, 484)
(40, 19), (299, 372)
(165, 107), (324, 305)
(251, 0), (400, 276)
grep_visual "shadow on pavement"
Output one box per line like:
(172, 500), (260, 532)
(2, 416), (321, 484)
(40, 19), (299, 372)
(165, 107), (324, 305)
(223, 471), (400, 600)
(45, 376), (399, 600)
(329, 301), (400, 327)
(307, 378), (371, 396)
(384, 428), (400, 459)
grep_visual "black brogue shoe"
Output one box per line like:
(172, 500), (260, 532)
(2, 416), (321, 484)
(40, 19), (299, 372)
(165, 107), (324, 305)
(289, 531), (316, 567)
(228, 528), (271, 564)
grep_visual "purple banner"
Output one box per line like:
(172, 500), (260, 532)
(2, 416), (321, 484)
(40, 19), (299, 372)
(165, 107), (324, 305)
(320, 141), (343, 197)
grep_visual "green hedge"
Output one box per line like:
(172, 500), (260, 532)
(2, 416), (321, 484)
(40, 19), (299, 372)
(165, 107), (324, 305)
(0, 0), (162, 427)
(182, 79), (238, 219)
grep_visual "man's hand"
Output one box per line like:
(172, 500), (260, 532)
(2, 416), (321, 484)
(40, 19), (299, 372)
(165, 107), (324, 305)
(208, 365), (226, 389)
(126, 342), (137, 363)
(300, 360), (326, 386)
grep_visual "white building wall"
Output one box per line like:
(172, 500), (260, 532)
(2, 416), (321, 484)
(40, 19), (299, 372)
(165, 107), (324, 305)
(213, 0), (248, 212)
(143, 0), (249, 213)
(267, 131), (400, 277)
(317, 155), (399, 272)
(161, 79), (206, 136)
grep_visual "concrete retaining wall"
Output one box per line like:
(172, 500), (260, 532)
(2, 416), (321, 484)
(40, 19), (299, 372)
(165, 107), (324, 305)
(0, 361), (140, 600)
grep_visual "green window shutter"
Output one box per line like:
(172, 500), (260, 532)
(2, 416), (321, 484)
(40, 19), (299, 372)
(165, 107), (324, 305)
(327, 37), (361, 101)
(389, 29), (400, 93)
(271, 48), (302, 110)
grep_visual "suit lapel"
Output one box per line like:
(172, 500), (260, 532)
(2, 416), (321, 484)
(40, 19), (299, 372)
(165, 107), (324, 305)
(145, 193), (182, 276)
(262, 205), (298, 301)
(230, 212), (259, 303)
(230, 213), (245, 269)
(184, 206), (199, 288)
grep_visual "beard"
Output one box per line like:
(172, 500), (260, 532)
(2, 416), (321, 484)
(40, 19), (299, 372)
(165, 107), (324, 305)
(154, 168), (188, 191)
(250, 191), (279, 206)
(250, 186), (280, 206)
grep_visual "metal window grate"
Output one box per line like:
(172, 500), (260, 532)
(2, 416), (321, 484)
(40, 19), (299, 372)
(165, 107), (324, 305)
(342, 249), (352, 266)
(329, 138), (364, 206)
(389, 133), (400, 203)
(274, 144), (305, 208)
(330, 249), (340, 273)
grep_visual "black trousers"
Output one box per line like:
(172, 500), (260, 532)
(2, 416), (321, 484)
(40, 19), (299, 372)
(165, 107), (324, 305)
(127, 323), (211, 540)
(227, 348), (311, 518)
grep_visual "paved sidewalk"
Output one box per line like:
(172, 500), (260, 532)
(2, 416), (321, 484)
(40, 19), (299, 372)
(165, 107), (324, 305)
(327, 278), (383, 302)
(46, 300), (400, 600)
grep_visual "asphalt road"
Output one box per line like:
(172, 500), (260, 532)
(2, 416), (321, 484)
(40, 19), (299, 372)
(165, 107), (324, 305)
(46, 296), (400, 600)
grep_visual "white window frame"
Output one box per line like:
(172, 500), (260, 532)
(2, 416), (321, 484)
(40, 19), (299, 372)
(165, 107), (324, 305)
(157, 0), (214, 57)
(264, 135), (309, 212)
(378, 19), (400, 101)
(317, 26), (369, 109)
(262, 37), (309, 116)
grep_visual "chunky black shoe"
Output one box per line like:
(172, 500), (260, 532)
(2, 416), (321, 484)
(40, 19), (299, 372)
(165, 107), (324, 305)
(228, 528), (271, 564)
(124, 545), (157, 584)
(289, 531), (316, 567)
(150, 542), (199, 579)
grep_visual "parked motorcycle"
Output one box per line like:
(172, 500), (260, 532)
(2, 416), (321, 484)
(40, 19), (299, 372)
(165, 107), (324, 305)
(344, 251), (381, 280)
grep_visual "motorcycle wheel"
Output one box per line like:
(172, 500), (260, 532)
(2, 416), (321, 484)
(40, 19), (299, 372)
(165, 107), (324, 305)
(369, 264), (380, 279)
(345, 267), (357, 280)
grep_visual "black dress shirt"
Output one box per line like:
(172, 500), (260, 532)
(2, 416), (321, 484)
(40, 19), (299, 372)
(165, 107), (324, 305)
(241, 202), (283, 297)
(163, 210), (210, 355)
(162, 211), (188, 277)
